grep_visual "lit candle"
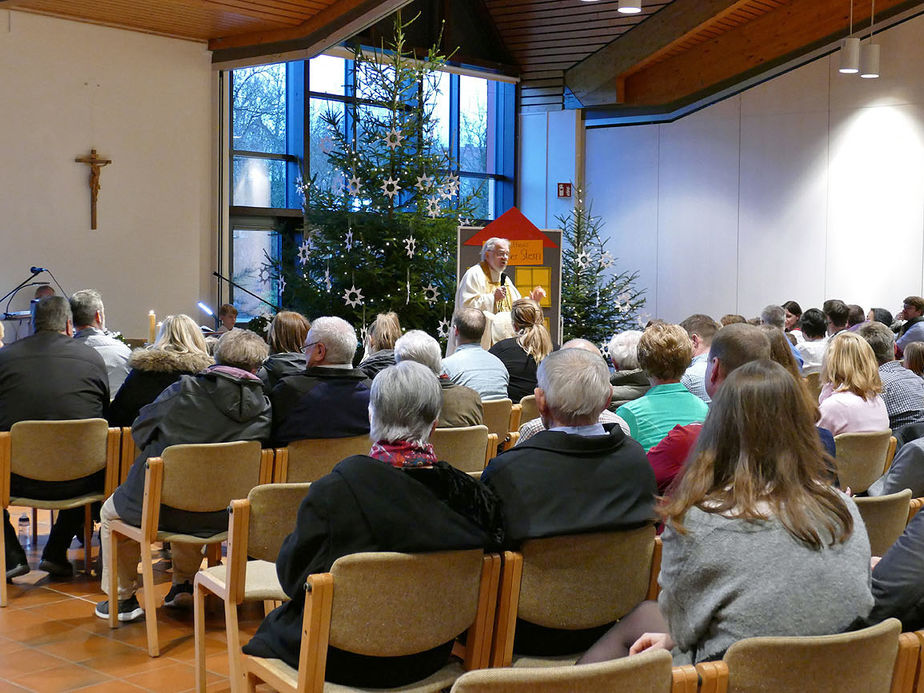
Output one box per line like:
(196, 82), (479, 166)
(148, 311), (156, 344)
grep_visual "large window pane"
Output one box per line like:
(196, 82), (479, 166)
(233, 156), (287, 208)
(426, 70), (451, 155)
(461, 177), (494, 221)
(308, 99), (346, 193)
(356, 61), (396, 101)
(309, 55), (346, 95)
(459, 75), (488, 173)
(357, 104), (391, 149)
(231, 227), (281, 320)
(232, 64), (286, 154)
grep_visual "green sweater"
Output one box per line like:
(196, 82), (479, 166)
(615, 382), (709, 451)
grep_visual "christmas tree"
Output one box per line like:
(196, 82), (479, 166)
(275, 13), (482, 344)
(559, 188), (646, 345)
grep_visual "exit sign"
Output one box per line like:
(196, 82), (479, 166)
(557, 182), (572, 198)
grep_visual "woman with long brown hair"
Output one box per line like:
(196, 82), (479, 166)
(578, 359), (872, 666)
(257, 311), (311, 392)
(818, 331), (888, 435)
(359, 311), (401, 379)
(489, 298), (553, 402)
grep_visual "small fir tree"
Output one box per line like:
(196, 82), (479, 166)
(559, 188), (646, 345)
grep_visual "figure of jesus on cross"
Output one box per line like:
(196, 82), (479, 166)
(75, 149), (111, 230)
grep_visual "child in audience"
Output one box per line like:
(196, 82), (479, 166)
(817, 332), (888, 435)
(578, 360), (873, 666)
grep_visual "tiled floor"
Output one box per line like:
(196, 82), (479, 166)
(0, 507), (267, 692)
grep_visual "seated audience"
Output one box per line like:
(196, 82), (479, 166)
(615, 323), (709, 451)
(897, 295), (924, 356)
(442, 308), (509, 401)
(904, 341), (924, 377)
(0, 296), (109, 578)
(679, 314), (720, 403)
(859, 321), (924, 430)
(578, 360), (873, 666)
(867, 436), (924, 497)
(869, 307), (895, 328)
(761, 304), (803, 367)
(862, 509), (924, 630)
(70, 289), (131, 398)
(608, 330), (650, 408)
(108, 314), (213, 427)
(782, 300), (804, 342)
(795, 308), (829, 375)
(394, 329), (483, 427)
(517, 339), (629, 444)
(256, 311), (310, 392)
(243, 361), (503, 687)
(818, 332), (889, 436)
(96, 329), (271, 621)
(489, 299), (553, 403)
(482, 347), (655, 655)
(215, 303), (237, 334)
(823, 299), (850, 336)
(358, 311), (400, 379)
(847, 304), (866, 331)
(720, 314), (747, 326)
(270, 316), (371, 445)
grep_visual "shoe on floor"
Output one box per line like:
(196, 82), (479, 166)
(38, 558), (74, 578)
(95, 595), (144, 622)
(163, 580), (193, 609)
(5, 560), (29, 582)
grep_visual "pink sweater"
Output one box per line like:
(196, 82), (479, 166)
(818, 384), (889, 436)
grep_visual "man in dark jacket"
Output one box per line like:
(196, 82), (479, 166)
(0, 296), (109, 579)
(95, 329), (272, 622)
(269, 316), (371, 445)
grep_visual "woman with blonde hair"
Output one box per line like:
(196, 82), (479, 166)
(359, 311), (401, 379)
(817, 331), (888, 435)
(489, 299), (553, 402)
(579, 359), (872, 666)
(257, 311), (311, 391)
(108, 314), (214, 426)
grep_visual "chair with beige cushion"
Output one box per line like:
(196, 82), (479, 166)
(803, 372), (822, 403)
(518, 395), (539, 428)
(854, 489), (913, 557)
(194, 481), (310, 692)
(106, 440), (274, 657)
(450, 649), (698, 693)
(242, 549), (502, 692)
(272, 435), (370, 483)
(482, 399), (521, 453)
(833, 430), (893, 493)
(491, 527), (660, 668)
(694, 618), (917, 693)
(431, 425), (496, 472)
(119, 427), (136, 485)
(0, 418), (120, 605)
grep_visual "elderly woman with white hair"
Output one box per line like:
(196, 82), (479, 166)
(608, 329), (650, 408)
(243, 360), (503, 687)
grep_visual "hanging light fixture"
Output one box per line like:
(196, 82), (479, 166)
(618, 0), (642, 14)
(859, 0), (880, 78)
(838, 0), (859, 73)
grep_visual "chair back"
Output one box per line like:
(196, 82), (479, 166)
(10, 419), (109, 481)
(278, 435), (370, 482)
(160, 440), (263, 512)
(482, 399), (513, 440)
(431, 425), (490, 472)
(518, 395), (539, 425)
(328, 549), (484, 657)
(450, 649), (675, 693)
(246, 482), (310, 562)
(833, 430), (893, 493)
(721, 617), (901, 693)
(803, 372), (822, 402)
(854, 489), (913, 556)
(518, 526), (656, 629)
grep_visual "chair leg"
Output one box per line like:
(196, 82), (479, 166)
(194, 581), (208, 693)
(244, 669), (259, 692)
(107, 529), (119, 629)
(0, 508), (8, 608)
(205, 542), (222, 567)
(31, 508), (37, 547)
(139, 543), (160, 657)
(225, 598), (243, 693)
(83, 505), (92, 576)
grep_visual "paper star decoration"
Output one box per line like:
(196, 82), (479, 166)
(258, 264), (271, 285)
(344, 229), (354, 250)
(318, 135), (335, 154)
(415, 174), (433, 191)
(438, 182), (454, 201)
(403, 235), (416, 259)
(446, 172), (460, 194)
(381, 177), (402, 199)
(437, 318), (450, 340)
(423, 283), (440, 305)
(384, 126), (404, 150)
(576, 251), (590, 268)
(278, 275), (286, 294)
(297, 240), (311, 265)
(426, 196), (440, 218)
(342, 285), (365, 308)
(323, 268), (332, 293)
(346, 174), (362, 196)
(601, 251), (614, 268)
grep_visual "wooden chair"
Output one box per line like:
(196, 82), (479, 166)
(908, 497), (924, 524)
(0, 419), (120, 605)
(450, 649), (698, 692)
(491, 527), (661, 668)
(431, 425), (496, 472)
(694, 618), (916, 693)
(855, 489), (913, 557)
(885, 436), (898, 474)
(518, 395), (539, 428)
(242, 550), (501, 693)
(803, 372), (822, 402)
(106, 440), (274, 657)
(119, 426), (136, 485)
(833, 430), (893, 493)
(272, 435), (370, 482)
(482, 399), (521, 454)
(194, 482), (310, 692)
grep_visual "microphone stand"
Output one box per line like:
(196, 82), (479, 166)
(212, 272), (280, 313)
(2, 273), (44, 318)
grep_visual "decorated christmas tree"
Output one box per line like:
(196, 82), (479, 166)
(560, 188), (646, 345)
(275, 14), (482, 344)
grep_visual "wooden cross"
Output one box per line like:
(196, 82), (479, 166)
(75, 149), (112, 230)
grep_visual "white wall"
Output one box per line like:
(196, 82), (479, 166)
(583, 14), (924, 323)
(0, 11), (215, 339)
(517, 109), (581, 229)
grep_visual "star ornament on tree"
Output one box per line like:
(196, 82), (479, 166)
(346, 174), (363, 196)
(423, 283), (440, 305)
(344, 229), (354, 250)
(403, 235), (416, 259)
(381, 177), (402, 199)
(278, 275), (286, 294)
(415, 174), (434, 191)
(437, 318), (450, 339)
(383, 126), (405, 150)
(426, 196), (440, 218)
(343, 285), (365, 308)
(323, 268), (332, 293)
(576, 251), (590, 269)
(297, 240), (311, 265)
(258, 263), (272, 286)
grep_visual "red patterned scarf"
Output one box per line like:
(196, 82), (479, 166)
(369, 440), (438, 468)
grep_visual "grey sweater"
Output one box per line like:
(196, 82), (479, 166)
(660, 500), (873, 664)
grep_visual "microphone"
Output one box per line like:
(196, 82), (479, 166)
(500, 271), (508, 289)
(30, 266), (47, 274)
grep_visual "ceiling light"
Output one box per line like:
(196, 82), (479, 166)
(860, 43), (880, 78)
(839, 2), (859, 73)
(618, 0), (642, 13)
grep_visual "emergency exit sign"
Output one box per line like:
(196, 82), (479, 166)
(557, 182), (572, 198)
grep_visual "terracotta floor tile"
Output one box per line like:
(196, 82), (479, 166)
(80, 647), (176, 678)
(26, 596), (101, 622)
(4, 585), (75, 610)
(68, 681), (150, 692)
(38, 630), (144, 663)
(0, 647), (69, 678)
(10, 618), (83, 648)
(124, 661), (199, 692)
(10, 661), (112, 692)
(0, 679), (32, 691)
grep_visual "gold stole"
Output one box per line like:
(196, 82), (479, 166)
(481, 261), (513, 314)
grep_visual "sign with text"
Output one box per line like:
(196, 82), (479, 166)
(508, 239), (543, 266)
(557, 182), (572, 198)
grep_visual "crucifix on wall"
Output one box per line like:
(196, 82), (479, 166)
(75, 149), (111, 230)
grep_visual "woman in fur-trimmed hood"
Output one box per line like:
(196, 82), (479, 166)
(108, 314), (214, 427)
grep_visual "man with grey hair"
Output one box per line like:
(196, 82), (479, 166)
(608, 330), (650, 407)
(270, 316), (371, 445)
(71, 289), (131, 398)
(442, 308), (509, 401)
(859, 321), (924, 430)
(0, 296), (109, 579)
(395, 330), (483, 427)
